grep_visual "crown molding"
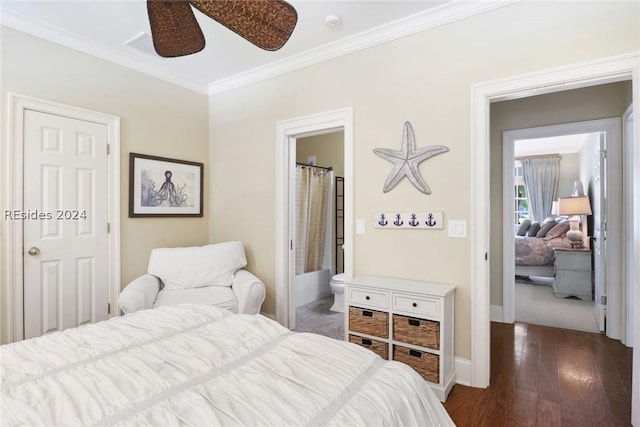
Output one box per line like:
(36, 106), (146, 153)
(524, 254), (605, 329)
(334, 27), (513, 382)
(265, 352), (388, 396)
(0, 1), (519, 97)
(0, 10), (209, 95)
(208, 0), (520, 95)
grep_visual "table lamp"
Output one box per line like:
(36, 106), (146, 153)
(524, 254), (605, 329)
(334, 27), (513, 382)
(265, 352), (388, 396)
(558, 196), (592, 249)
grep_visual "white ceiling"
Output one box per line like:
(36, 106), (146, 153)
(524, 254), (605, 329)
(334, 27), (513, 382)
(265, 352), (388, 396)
(0, 0), (514, 94)
(514, 133), (598, 157)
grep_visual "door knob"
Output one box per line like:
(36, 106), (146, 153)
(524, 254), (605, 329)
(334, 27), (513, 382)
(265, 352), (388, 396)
(27, 247), (40, 256)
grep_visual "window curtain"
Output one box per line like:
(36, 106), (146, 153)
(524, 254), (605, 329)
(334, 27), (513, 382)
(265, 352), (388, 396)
(295, 166), (330, 274)
(522, 157), (561, 222)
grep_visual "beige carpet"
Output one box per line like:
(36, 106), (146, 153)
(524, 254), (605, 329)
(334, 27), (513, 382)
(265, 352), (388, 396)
(515, 277), (599, 333)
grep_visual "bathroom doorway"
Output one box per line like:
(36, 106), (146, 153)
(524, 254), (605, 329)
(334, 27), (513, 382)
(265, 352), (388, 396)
(275, 107), (353, 335)
(292, 132), (345, 339)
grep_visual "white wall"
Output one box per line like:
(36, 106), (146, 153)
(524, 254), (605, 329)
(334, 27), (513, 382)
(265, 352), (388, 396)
(0, 28), (210, 344)
(558, 153), (580, 198)
(209, 1), (639, 360)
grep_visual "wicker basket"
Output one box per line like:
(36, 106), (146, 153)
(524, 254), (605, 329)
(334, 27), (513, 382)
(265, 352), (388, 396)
(393, 315), (440, 350)
(349, 307), (389, 338)
(393, 345), (439, 383)
(349, 335), (389, 359)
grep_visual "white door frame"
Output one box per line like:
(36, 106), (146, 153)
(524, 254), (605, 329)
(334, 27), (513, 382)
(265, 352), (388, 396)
(502, 118), (622, 336)
(5, 93), (121, 343)
(275, 108), (353, 328)
(622, 103), (634, 347)
(470, 51), (639, 399)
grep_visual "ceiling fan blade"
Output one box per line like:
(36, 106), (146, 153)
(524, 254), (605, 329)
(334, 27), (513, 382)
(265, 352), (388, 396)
(147, 0), (206, 58)
(190, 0), (298, 51)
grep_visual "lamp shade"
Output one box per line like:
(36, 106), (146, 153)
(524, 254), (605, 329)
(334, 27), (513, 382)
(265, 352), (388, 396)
(558, 196), (592, 216)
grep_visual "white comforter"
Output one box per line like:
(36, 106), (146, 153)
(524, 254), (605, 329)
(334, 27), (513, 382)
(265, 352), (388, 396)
(1, 305), (454, 427)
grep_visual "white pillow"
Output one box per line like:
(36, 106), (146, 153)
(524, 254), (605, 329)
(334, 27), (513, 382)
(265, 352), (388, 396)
(148, 241), (247, 290)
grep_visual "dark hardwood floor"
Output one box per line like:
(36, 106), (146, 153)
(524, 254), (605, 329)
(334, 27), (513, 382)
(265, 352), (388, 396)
(444, 322), (633, 426)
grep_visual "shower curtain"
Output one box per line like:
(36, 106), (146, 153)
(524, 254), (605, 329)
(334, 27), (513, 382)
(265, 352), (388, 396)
(296, 165), (331, 275)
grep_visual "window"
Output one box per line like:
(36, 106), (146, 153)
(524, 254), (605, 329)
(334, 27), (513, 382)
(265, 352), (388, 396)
(514, 161), (529, 226)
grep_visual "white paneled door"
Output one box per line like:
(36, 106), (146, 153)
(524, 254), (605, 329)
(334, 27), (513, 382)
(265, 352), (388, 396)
(23, 110), (109, 339)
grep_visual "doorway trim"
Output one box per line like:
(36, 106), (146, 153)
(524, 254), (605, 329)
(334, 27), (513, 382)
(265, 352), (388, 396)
(275, 107), (353, 328)
(5, 93), (121, 343)
(502, 118), (622, 332)
(470, 51), (639, 393)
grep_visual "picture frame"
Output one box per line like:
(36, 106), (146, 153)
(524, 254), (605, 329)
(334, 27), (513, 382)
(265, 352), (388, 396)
(129, 153), (203, 217)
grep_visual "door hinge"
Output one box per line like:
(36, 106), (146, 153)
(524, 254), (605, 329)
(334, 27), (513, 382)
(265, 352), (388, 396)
(290, 240), (293, 250)
(600, 149), (607, 159)
(600, 295), (607, 305)
(485, 252), (488, 261)
(107, 144), (111, 155)
(107, 222), (111, 233)
(108, 303), (111, 314)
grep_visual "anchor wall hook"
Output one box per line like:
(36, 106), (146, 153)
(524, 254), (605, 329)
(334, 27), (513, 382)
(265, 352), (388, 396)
(393, 213), (403, 226)
(378, 213), (388, 226)
(409, 213), (419, 227)
(426, 213), (437, 227)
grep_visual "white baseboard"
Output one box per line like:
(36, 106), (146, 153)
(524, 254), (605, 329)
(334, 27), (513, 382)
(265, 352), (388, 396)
(490, 304), (504, 323)
(454, 357), (472, 386)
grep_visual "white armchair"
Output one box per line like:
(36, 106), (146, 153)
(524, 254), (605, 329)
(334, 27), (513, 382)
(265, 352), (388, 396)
(119, 241), (265, 315)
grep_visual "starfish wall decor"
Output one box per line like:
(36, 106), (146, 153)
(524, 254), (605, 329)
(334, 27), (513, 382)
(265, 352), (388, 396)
(373, 121), (449, 195)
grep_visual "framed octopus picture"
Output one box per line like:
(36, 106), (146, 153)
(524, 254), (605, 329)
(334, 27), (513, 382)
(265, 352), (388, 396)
(129, 153), (203, 217)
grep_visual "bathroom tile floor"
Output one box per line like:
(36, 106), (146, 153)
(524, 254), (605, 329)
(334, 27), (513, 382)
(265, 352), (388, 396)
(293, 295), (344, 340)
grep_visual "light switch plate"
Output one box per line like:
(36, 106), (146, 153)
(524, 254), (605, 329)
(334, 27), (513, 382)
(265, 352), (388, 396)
(356, 219), (365, 234)
(447, 220), (467, 238)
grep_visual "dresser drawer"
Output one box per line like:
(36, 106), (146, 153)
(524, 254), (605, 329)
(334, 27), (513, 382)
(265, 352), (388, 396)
(349, 335), (389, 359)
(349, 307), (389, 338)
(554, 251), (591, 271)
(393, 315), (440, 350)
(393, 345), (439, 384)
(349, 287), (389, 309)
(392, 293), (440, 318)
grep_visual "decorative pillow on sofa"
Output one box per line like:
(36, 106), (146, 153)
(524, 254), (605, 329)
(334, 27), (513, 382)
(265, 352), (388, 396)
(544, 219), (570, 240)
(148, 241), (248, 290)
(516, 219), (531, 236)
(527, 222), (541, 237)
(536, 219), (557, 238)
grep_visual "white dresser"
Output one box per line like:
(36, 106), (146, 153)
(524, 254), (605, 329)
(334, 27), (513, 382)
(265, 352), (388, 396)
(553, 248), (592, 300)
(345, 276), (456, 402)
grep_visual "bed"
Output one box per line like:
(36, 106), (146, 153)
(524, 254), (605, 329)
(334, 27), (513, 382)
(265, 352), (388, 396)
(514, 216), (572, 279)
(1, 305), (455, 426)
(515, 235), (569, 278)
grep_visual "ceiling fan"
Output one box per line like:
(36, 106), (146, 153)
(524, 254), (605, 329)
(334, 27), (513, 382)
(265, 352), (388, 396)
(147, 0), (298, 58)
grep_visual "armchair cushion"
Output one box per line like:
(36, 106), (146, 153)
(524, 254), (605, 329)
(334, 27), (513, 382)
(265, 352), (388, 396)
(149, 241), (247, 290)
(153, 287), (237, 313)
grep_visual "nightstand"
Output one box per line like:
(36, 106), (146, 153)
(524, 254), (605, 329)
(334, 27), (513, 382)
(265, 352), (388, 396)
(553, 248), (592, 300)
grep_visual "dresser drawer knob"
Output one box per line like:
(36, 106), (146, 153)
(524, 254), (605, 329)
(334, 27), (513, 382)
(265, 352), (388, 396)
(412, 302), (417, 307)
(365, 296), (370, 300)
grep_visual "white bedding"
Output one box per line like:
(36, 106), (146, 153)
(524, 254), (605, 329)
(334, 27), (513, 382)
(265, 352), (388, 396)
(1, 305), (455, 427)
